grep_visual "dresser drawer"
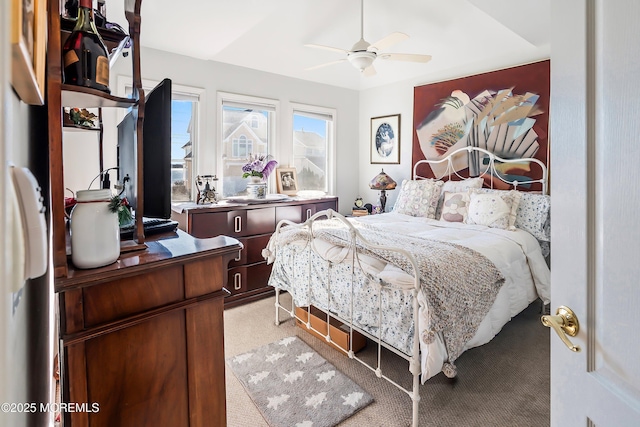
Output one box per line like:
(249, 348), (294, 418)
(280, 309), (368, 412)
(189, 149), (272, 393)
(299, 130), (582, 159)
(230, 234), (272, 267)
(83, 265), (184, 328)
(301, 200), (338, 221)
(190, 211), (231, 238)
(227, 262), (273, 297)
(190, 208), (275, 238)
(276, 200), (338, 224)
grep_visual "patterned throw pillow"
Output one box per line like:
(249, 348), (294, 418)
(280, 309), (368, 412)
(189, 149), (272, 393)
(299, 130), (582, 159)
(393, 179), (444, 218)
(474, 189), (551, 241)
(440, 191), (471, 223)
(515, 192), (551, 242)
(465, 190), (522, 230)
(435, 177), (484, 219)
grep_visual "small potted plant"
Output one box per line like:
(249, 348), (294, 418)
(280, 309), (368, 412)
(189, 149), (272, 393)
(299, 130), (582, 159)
(242, 154), (278, 183)
(241, 154), (277, 199)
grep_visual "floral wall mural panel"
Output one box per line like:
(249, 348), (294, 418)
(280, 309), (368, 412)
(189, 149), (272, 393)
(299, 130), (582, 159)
(412, 60), (550, 192)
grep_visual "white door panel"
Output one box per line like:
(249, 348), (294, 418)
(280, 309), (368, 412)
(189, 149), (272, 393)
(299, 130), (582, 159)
(550, 0), (640, 425)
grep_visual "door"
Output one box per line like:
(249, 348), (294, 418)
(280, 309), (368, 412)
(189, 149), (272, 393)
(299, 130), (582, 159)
(550, 1), (640, 425)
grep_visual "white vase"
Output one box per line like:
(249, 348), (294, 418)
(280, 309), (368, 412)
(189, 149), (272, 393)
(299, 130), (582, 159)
(246, 182), (267, 199)
(70, 189), (120, 269)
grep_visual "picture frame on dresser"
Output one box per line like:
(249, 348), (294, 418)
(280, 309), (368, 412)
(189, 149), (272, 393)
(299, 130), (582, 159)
(11, 0), (47, 105)
(371, 114), (401, 165)
(276, 167), (299, 195)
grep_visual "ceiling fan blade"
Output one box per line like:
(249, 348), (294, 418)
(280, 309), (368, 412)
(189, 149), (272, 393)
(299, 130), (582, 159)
(369, 32), (409, 52)
(379, 53), (432, 63)
(362, 64), (377, 77)
(304, 44), (348, 54)
(305, 59), (347, 71)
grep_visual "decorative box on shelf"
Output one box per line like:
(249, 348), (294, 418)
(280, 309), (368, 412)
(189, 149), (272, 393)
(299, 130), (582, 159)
(351, 208), (369, 217)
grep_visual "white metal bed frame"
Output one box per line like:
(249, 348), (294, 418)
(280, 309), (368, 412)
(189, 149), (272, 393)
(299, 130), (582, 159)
(271, 146), (548, 426)
(414, 146), (548, 195)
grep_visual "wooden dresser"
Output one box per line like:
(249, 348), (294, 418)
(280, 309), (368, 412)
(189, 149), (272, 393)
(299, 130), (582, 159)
(56, 231), (241, 427)
(172, 197), (338, 308)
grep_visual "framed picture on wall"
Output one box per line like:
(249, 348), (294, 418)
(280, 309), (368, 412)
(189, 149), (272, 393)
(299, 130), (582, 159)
(276, 168), (298, 195)
(370, 114), (401, 164)
(11, 0), (47, 105)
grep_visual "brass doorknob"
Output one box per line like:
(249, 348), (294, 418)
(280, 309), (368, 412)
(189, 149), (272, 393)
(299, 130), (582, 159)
(541, 306), (581, 352)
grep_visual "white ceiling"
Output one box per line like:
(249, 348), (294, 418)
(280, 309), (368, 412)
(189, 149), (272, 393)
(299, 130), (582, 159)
(113, 0), (550, 91)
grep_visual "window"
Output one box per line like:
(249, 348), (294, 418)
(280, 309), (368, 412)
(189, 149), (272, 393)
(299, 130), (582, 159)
(219, 93), (277, 197)
(292, 106), (335, 193)
(232, 135), (252, 157)
(171, 94), (199, 202)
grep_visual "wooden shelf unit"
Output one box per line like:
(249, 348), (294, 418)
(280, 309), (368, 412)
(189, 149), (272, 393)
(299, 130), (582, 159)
(47, 0), (145, 279)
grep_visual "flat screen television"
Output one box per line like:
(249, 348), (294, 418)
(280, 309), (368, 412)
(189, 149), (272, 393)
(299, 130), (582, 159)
(117, 78), (172, 219)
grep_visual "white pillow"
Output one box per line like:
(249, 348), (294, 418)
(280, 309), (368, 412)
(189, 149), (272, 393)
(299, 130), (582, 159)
(475, 189), (551, 241)
(393, 179), (444, 219)
(465, 190), (522, 230)
(439, 191), (471, 223)
(435, 177), (484, 219)
(441, 177), (484, 193)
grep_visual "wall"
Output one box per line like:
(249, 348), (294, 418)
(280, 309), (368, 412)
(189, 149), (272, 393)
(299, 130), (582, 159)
(1, 0), (53, 424)
(358, 81), (414, 210)
(358, 54), (550, 210)
(63, 47), (360, 215)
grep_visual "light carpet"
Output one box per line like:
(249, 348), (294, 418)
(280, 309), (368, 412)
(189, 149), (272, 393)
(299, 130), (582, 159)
(225, 293), (550, 427)
(227, 336), (373, 427)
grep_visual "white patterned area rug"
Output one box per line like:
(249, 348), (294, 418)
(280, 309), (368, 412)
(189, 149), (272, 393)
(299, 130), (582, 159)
(227, 336), (373, 427)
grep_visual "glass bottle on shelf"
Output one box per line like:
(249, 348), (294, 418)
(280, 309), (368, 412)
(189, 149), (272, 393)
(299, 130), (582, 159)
(62, 0), (110, 93)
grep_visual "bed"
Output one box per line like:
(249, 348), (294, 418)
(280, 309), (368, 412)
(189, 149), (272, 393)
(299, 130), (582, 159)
(263, 147), (551, 426)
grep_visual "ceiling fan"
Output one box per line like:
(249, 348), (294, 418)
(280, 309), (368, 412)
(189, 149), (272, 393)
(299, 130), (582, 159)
(305, 0), (432, 76)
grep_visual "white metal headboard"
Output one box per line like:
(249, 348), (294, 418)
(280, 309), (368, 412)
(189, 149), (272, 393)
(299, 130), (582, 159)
(413, 146), (548, 195)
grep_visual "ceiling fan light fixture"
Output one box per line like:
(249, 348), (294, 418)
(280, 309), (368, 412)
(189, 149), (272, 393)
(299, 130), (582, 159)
(348, 51), (376, 71)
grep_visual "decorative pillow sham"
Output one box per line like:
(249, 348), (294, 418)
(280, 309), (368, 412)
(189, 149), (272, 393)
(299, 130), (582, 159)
(439, 191), (471, 223)
(435, 177), (484, 219)
(475, 189), (551, 241)
(516, 192), (551, 242)
(465, 190), (522, 230)
(393, 179), (443, 218)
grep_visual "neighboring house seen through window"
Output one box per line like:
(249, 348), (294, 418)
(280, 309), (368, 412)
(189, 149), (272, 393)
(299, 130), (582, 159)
(171, 95), (199, 202)
(232, 135), (253, 158)
(292, 107), (335, 193)
(220, 95), (276, 197)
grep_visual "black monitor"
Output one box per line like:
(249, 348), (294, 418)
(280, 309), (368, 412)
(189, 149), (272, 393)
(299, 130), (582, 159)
(117, 78), (172, 219)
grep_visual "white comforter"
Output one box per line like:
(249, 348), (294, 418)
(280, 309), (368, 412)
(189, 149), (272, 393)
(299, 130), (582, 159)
(267, 212), (550, 382)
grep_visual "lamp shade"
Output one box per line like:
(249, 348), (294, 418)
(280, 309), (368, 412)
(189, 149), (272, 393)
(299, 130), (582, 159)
(369, 169), (397, 190)
(348, 51), (376, 71)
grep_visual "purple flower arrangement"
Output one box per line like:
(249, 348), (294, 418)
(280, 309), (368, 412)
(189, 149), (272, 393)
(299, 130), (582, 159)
(241, 154), (278, 181)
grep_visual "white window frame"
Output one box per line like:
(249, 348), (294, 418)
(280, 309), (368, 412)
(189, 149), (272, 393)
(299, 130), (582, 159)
(290, 102), (337, 195)
(217, 92), (279, 194)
